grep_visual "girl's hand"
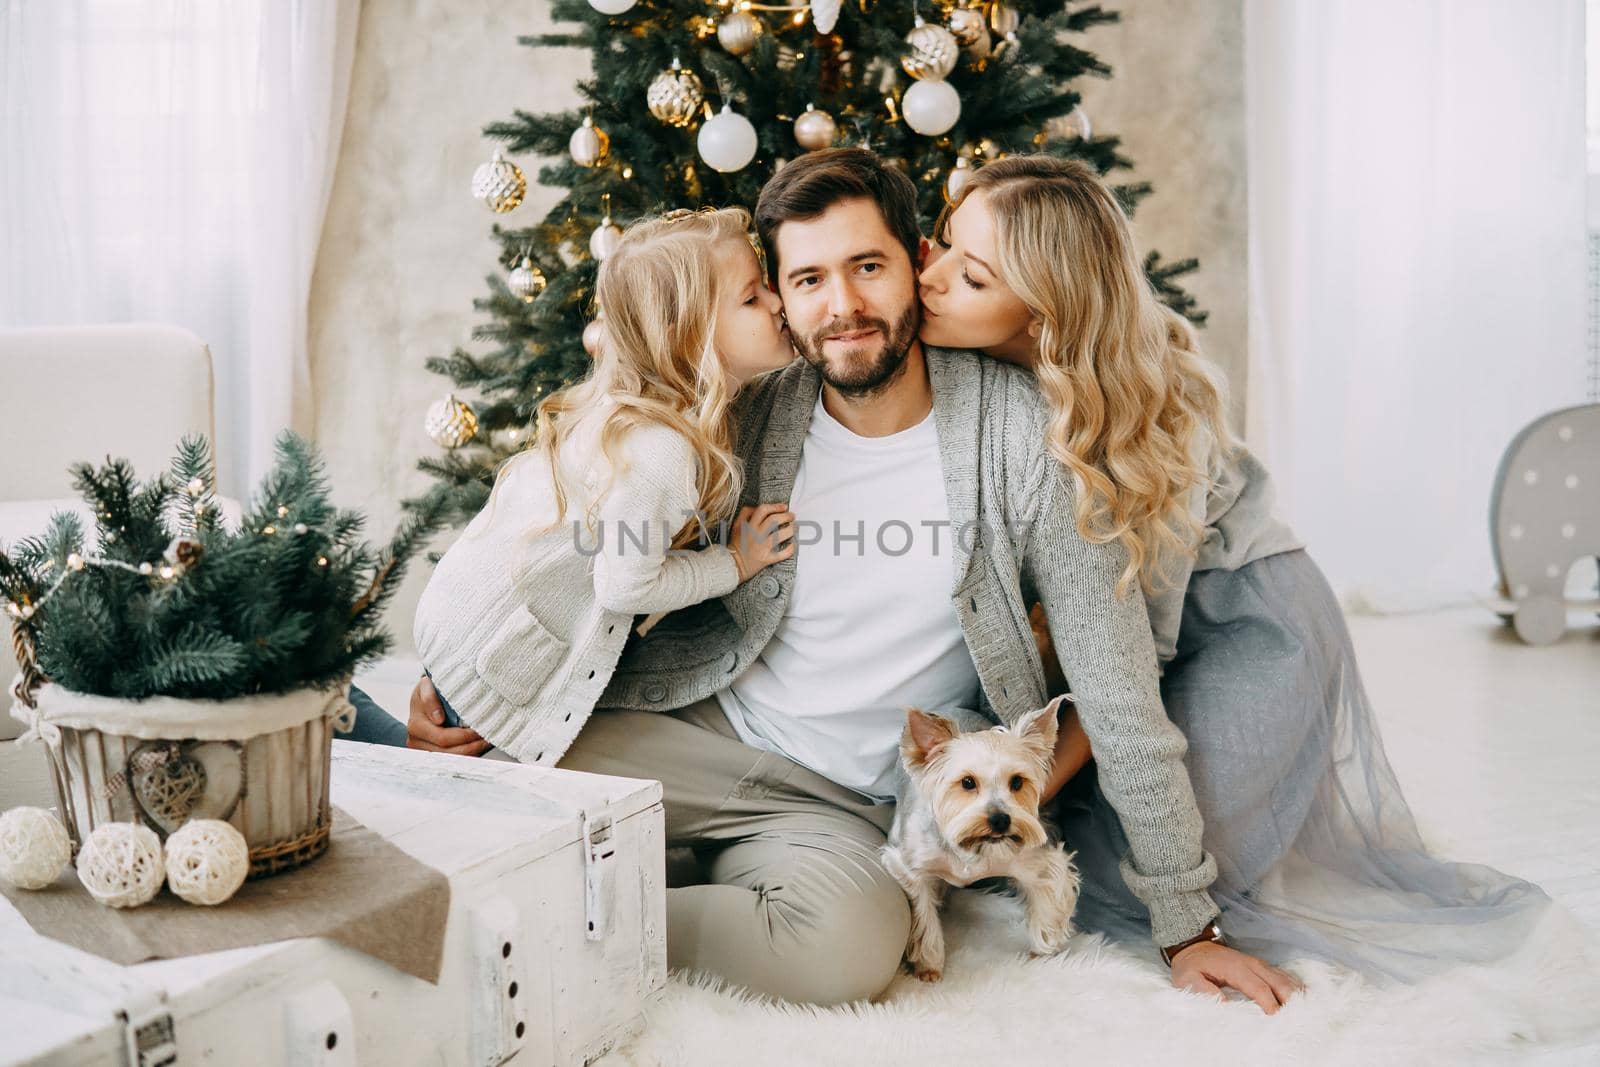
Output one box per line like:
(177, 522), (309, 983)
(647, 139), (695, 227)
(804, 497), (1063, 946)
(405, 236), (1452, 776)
(730, 502), (795, 582)
(1169, 941), (1304, 1014)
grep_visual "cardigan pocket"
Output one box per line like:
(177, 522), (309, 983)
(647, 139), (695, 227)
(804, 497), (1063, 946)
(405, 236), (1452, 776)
(474, 603), (569, 706)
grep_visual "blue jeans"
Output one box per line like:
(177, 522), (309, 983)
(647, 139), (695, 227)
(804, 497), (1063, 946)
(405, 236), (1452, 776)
(340, 672), (466, 748)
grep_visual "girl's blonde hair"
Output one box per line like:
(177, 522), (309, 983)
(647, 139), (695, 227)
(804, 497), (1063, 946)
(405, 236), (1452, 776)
(942, 155), (1234, 596)
(480, 207), (752, 547)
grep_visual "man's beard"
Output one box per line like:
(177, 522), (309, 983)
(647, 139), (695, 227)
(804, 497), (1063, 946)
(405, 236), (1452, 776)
(793, 302), (920, 398)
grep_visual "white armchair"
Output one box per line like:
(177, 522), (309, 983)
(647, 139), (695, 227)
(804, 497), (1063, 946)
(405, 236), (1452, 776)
(0, 323), (220, 737)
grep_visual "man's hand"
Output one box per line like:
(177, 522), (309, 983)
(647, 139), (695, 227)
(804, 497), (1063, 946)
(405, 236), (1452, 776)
(406, 674), (491, 756)
(1169, 941), (1304, 1014)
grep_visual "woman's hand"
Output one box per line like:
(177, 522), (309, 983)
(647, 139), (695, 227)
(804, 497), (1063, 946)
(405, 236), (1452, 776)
(1169, 941), (1304, 1014)
(730, 502), (795, 582)
(1040, 699), (1092, 803)
(406, 674), (491, 756)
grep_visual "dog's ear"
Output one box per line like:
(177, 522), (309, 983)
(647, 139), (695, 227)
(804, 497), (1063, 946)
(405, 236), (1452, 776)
(902, 707), (958, 769)
(1015, 694), (1070, 759)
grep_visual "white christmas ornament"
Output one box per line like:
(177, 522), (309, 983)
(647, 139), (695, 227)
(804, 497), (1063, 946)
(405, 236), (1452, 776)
(587, 0), (636, 13)
(812, 0), (841, 34)
(0, 806), (71, 890)
(590, 217), (624, 260)
(697, 106), (759, 173)
(164, 819), (249, 906)
(77, 823), (165, 908)
(903, 79), (962, 136)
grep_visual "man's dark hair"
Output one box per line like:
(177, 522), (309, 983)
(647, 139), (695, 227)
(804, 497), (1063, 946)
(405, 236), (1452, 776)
(754, 148), (922, 283)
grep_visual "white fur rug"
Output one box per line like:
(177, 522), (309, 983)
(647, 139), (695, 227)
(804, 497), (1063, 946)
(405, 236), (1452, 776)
(598, 890), (1600, 1067)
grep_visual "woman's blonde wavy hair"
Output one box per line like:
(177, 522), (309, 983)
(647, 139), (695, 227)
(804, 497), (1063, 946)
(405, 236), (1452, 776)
(478, 207), (751, 549)
(942, 155), (1234, 596)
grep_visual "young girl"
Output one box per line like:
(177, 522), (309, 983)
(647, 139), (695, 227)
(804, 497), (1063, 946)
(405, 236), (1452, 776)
(411, 207), (797, 765)
(918, 155), (1553, 985)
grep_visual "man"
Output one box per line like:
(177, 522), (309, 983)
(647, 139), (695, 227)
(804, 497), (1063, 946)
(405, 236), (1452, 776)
(405, 149), (1296, 1010)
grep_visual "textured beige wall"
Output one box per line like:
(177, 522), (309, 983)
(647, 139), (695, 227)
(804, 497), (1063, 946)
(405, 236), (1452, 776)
(308, 0), (1248, 658)
(1076, 0), (1248, 428)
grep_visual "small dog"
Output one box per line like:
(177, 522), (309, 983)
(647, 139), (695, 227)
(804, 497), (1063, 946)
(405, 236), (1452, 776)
(880, 696), (1081, 982)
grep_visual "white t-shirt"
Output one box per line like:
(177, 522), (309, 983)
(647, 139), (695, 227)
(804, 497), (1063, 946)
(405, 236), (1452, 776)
(716, 392), (981, 801)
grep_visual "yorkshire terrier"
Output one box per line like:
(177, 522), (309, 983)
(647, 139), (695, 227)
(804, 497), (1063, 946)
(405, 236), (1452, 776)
(880, 697), (1081, 982)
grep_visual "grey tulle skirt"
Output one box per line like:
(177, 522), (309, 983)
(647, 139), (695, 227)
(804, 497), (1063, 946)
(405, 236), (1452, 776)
(1054, 549), (1552, 984)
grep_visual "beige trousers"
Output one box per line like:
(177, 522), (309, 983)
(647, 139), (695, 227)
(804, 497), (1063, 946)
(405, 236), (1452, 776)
(557, 696), (911, 1006)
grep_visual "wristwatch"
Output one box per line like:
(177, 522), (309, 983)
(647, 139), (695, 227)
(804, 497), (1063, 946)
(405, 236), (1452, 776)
(1160, 920), (1225, 966)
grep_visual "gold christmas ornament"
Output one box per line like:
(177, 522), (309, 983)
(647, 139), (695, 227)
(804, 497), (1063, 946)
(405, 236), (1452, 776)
(582, 318), (606, 357)
(647, 60), (705, 128)
(568, 116), (610, 167)
(989, 0), (1021, 35)
(425, 393), (479, 449)
(793, 104), (838, 151)
(470, 149), (527, 214)
(977, 137), (1003, 159)
(590, 216), (624, 260)
(948, 7), (987, 47)
(902, 18), (960, 80)
(508, 256), (547, 302)
(717, 10), (761, 56)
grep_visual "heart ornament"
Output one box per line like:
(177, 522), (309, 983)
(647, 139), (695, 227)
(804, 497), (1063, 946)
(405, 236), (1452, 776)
(127, 740), (245, 836)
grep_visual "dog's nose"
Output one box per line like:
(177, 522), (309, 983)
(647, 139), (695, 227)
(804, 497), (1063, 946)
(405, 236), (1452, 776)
(987, 811), (1011, 833)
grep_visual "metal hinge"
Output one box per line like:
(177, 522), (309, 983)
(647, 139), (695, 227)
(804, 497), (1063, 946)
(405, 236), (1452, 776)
(119, 1000), (177, 1067)
(582, 810), (615, 942)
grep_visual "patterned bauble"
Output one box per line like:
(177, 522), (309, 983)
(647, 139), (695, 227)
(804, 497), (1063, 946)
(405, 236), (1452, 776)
(948, 7), (988, 47)
(589, 217), (624, 260)
(903, 78), (962, 136)
(989, 0), (1020, 35)
(812, 0), (842, 34)
(647, 61), (704, 128)
(0, 806), (71, 890)
(697, 107), (758, 173)
(164, 819), (249, 906)
(944, 155), (975, 203)
(508, 256), (547, 303)
(568, 116), (610, 167)
(902, 19), (960, 80)
(470, 149), (526, 214)
(793, 105), (837, 151)
(425, 393), (479, 449)
(582, 318), (606, 357)
(77, 823), (165, 909)
(718, 10), (761, 56)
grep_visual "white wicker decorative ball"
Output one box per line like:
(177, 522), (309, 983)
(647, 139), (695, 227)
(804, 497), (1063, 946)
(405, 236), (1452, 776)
(164, 819), (249, 906)
(647, 62), (704, 128)
(697, 106), (759, 173)
(902, 20), (960, 81)
(903, 78), (962, 136)
(0, 806), (72, 890)
(470, 149), (527, 214)
(77, 823), (165, 908)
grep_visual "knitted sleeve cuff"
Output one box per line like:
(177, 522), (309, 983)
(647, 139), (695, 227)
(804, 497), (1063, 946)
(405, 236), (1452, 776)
(1119, 851), (1223, 947)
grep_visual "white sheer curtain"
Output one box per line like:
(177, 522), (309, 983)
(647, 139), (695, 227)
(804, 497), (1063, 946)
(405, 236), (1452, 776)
(0, 0), (359, 495)
(1244, 0), (1589, 611)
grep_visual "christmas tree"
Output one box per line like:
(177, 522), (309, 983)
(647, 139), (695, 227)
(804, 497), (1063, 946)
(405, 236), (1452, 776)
(415, 0), (1204, 526)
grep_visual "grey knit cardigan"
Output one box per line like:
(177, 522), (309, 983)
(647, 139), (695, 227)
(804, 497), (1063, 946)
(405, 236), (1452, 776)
(600, 346), (1227, 947)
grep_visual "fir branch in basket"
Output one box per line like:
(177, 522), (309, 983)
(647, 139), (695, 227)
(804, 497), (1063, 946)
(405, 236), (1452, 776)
(2, 432), (446, 702)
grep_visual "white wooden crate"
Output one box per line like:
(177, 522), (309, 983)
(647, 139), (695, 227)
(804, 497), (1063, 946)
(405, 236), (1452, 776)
(0, 741), (667, 1066)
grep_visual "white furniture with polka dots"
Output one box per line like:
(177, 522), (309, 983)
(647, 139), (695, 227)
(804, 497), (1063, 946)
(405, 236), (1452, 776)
(1489, 403), (1600, 644)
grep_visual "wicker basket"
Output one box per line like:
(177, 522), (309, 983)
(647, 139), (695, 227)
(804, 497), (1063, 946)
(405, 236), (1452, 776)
(11, 681), (355, 880)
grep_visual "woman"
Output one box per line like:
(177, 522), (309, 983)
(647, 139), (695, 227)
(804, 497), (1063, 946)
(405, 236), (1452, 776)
(917, 154), (1552, 984)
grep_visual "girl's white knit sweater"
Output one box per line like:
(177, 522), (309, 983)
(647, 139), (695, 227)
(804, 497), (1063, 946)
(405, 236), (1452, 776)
(412, 419), (741, 765)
